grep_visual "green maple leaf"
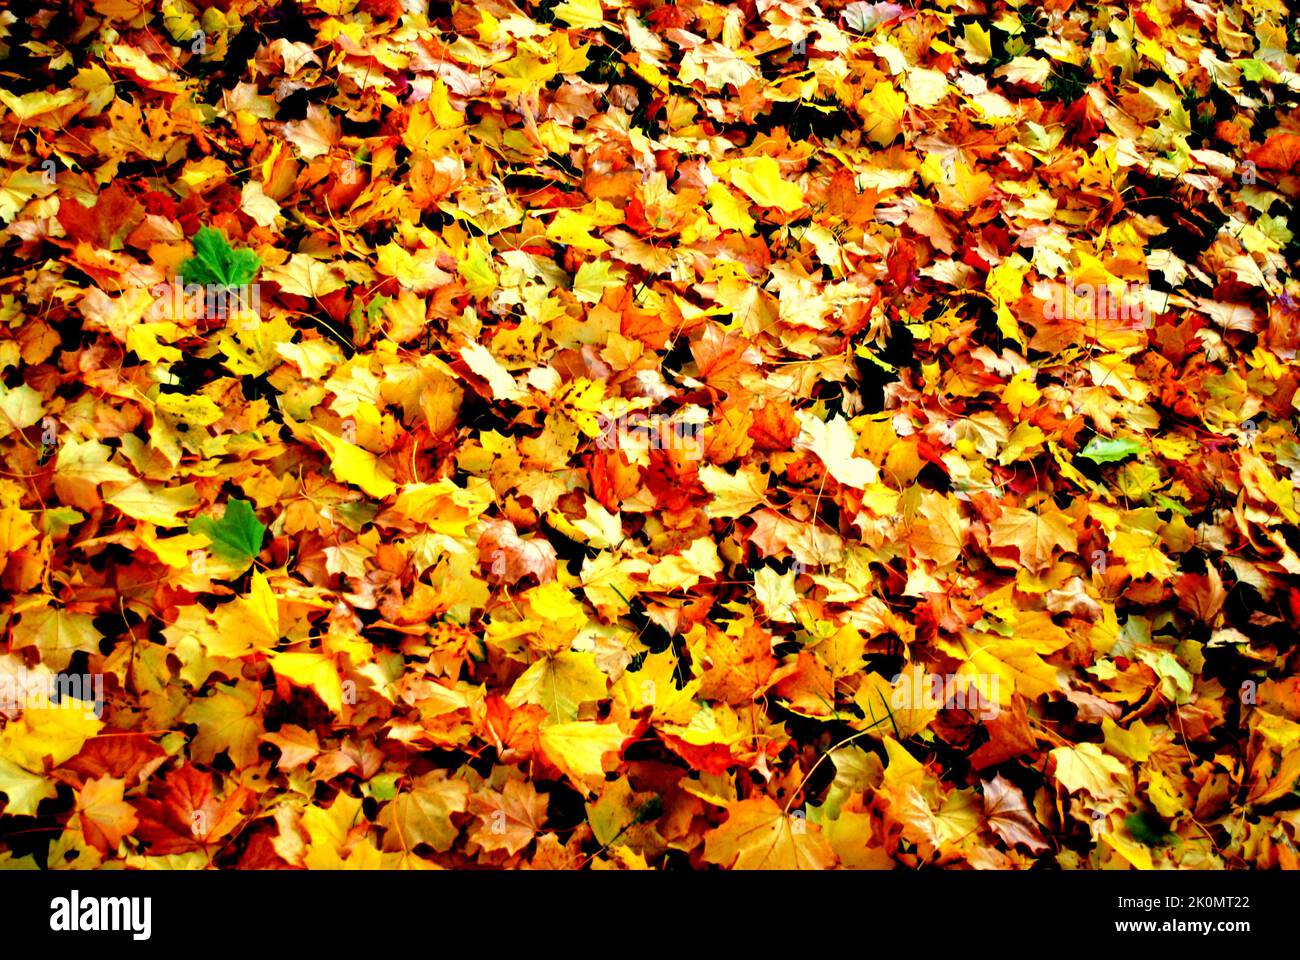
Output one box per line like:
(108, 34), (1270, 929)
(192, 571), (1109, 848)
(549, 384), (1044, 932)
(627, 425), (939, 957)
(1125, 811), (1174, 847)
(1238, 59), (1280, 84)
(189, 498), (266, 566)
(1078, 436), (1144, 464)
(179, 228), (261, 287)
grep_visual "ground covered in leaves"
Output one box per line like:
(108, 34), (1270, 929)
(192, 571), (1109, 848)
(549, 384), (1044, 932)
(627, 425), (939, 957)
(1, 0), (1300, 870)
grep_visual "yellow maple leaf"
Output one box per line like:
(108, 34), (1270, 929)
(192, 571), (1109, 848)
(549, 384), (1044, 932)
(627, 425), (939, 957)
(76, 776), (138, 854)
(208, 571), (280, 656)
(728, 156), (805, 213)
(858, 81), (906, 145)
(264, 253), (346, 298)
(182, 681), (264, 769)
(310, 425), (398, 499)
(989, 507), (1078, 572)
(703, 796), (836, 869)
(699, 463), (768, 518)
(1, 701), (103, 770)
(0, 88), (80, 123)
(1050, 743), (1129, 801)
(539, 721), (628, 791)
(10, 604), (103, 673)
(507, 651), (608, 723)
(794, 412), (879, 490)
(104, 480), (199, 527)
(0, 758), (56, 817)
(268, 651), (345, 715)
(553, 0), (604, 29)
(706, 181), (756, 235)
